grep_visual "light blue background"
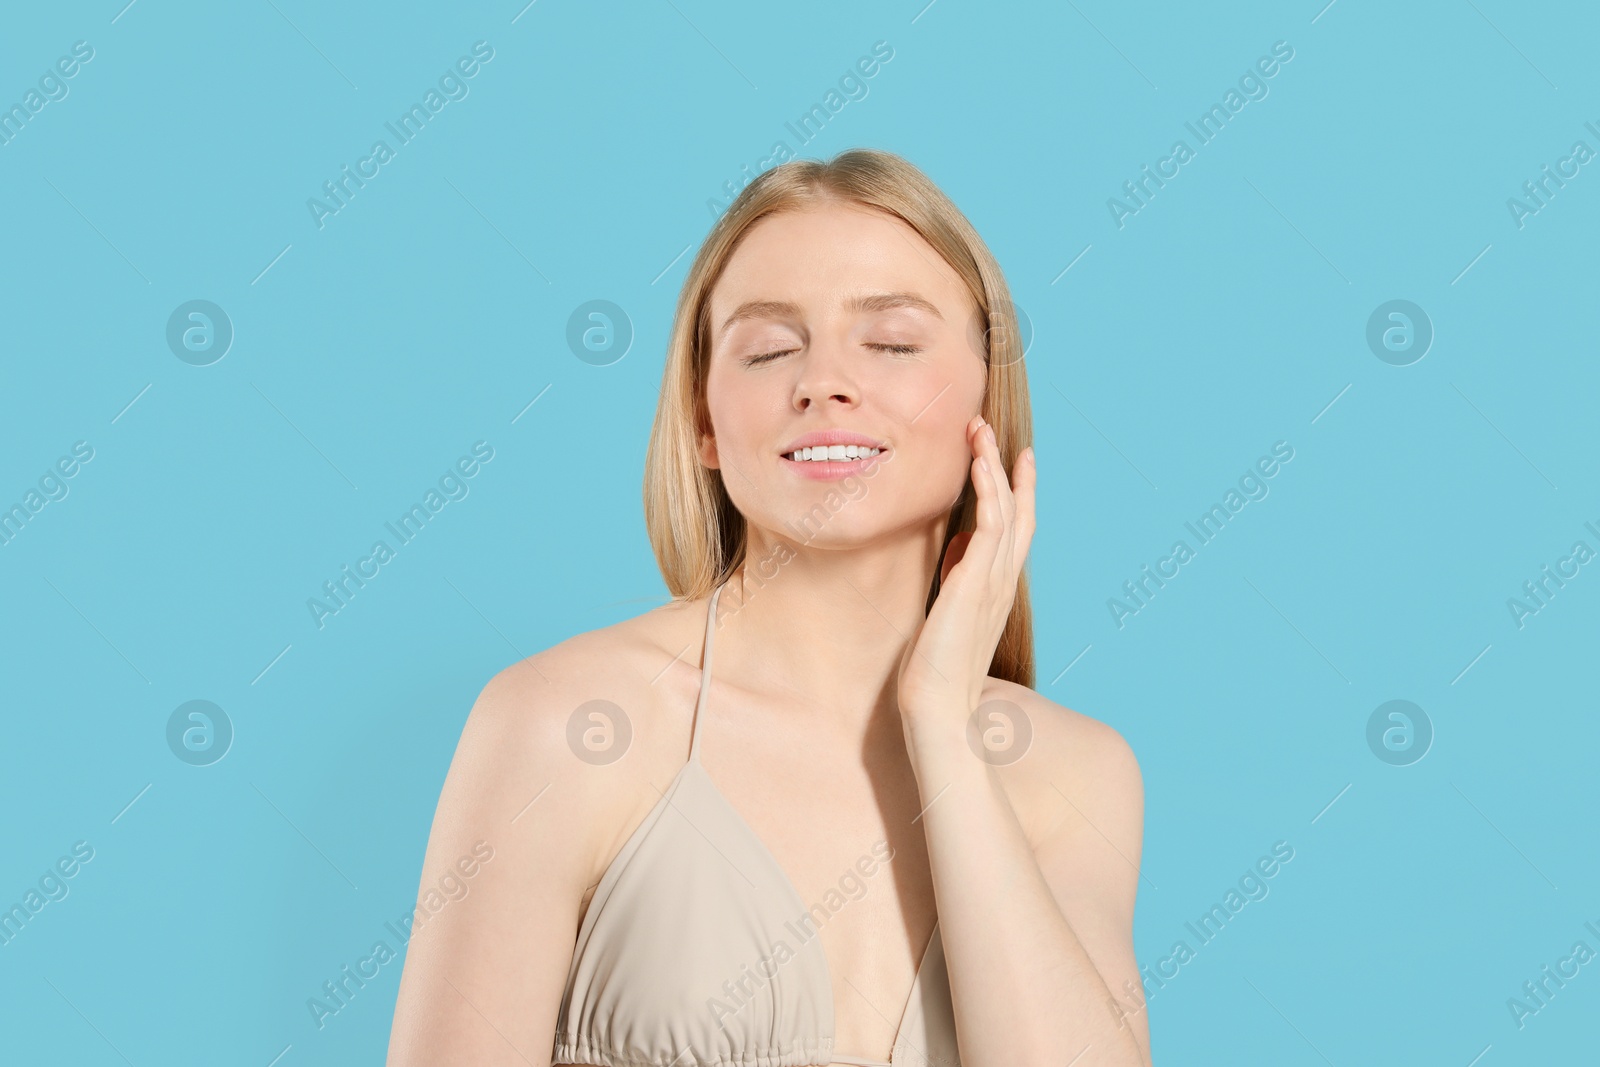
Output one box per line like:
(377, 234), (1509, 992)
(2, 1), (1596, 1064)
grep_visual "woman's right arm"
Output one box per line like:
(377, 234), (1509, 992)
(386, 653), (599, 1066)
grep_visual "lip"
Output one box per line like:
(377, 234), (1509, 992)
(778, 429), (891, 454)
(778, 429), (890, 482)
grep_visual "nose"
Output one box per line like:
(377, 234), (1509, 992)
(791, 340), (860, 412)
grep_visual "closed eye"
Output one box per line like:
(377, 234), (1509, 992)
(741, 343), (921, 367)
(740, 350), (797, 367)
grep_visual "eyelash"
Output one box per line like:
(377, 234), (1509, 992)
(741, 343), (920, 367)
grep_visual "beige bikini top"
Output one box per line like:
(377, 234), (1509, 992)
(551, 579), (961, 1067)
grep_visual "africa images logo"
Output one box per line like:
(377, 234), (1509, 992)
(307, 41), (495, 229)
(307, 441), (494, 629)
(1107, 40), (1295, 229)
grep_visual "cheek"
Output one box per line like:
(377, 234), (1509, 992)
(887, 423), (975, 515)
(881, 364), (982, 467)
(705, 370), (771, 448)
(710, 396), (779, 459)
(927, 431), (977, 499)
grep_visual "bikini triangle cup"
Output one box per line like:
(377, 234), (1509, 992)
(551, 579), (962, 1067)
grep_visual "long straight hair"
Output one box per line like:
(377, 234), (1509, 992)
(643, 148), (1035, 689)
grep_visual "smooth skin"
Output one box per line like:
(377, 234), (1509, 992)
(387, 201), (1150, 1066)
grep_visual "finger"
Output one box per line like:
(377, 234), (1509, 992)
(1012, 446), (1037, 577)
(973, 418), (1018, 579)
(965, 418), (1008, 582)
(975, 418), (1016, 529)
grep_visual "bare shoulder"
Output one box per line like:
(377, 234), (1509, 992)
(977, 678), (1144, 853)
(461, 594), (709, 791)
(387, 596), (711, 1062)
(450, 593), (712, 862)
(471, 597), (692, 719)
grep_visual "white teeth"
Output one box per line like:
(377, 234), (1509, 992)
(785, 445), (882, 462)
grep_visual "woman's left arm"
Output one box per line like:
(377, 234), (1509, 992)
(907, 694), (1149, 1066)
(896, 415), (1151, 1067)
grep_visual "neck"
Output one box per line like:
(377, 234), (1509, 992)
(711, 522), (950, 721)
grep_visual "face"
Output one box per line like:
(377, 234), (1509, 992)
(698, 200), (987, 550)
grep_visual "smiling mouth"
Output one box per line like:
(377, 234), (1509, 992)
(781, 444), (888, 463)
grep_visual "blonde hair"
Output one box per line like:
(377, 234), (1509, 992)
(643, 148), (1035, 689)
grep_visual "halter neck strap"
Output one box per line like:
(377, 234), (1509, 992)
(688, 580), (725, 762)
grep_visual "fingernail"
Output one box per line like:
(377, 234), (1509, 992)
(1023, 446), (1035, 466)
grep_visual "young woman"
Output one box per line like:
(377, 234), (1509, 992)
(387, 149), (1150, 1067)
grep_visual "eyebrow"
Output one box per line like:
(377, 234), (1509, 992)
(718, 292), (944, 335)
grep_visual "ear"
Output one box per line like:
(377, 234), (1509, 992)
(697, 429), (720, 470)
(939, 531), (973, 587)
